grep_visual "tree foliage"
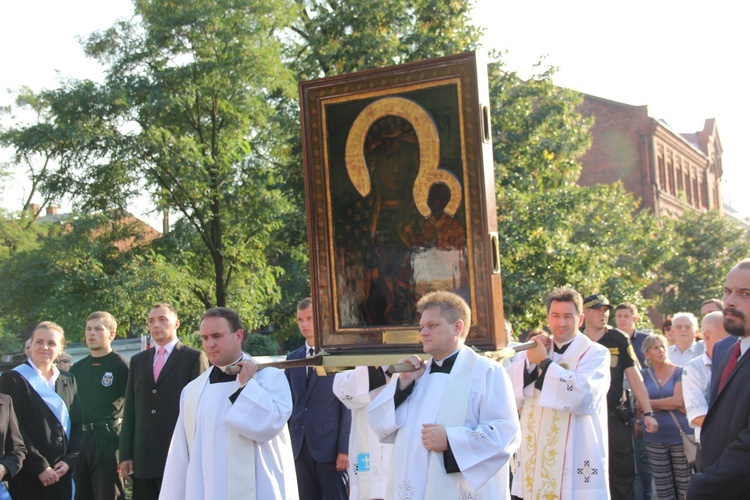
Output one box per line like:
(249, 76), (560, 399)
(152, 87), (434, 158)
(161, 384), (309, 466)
(0, 212), (198, 342)
(289, 0), (482, 79)
(1, 0), (486, 348)
(654, 210), (750, 317)
(491, 59), (668, 332)
(1, 0), (741, 345)
(244, 333), (282, 356)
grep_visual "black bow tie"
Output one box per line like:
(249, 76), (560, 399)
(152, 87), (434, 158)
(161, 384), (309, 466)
(429, 352), (458, 374)
(554, 343), (571, 354)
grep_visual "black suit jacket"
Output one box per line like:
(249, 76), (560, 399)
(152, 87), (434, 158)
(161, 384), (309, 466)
(0, 365), (82, 499)
(0, 393), (26, 481)
(687, 336), (750, 499)
(118, 342), (208, 478)
(286, 345), (350, 462)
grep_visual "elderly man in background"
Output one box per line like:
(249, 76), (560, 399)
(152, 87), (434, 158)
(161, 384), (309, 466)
(668, 312), (704, 366)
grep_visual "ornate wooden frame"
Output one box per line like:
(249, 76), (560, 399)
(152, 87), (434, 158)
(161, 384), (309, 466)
(299, 52), (504, 353)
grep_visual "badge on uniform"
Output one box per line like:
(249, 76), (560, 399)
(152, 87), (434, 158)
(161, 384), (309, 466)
(101, 372), (113, 387)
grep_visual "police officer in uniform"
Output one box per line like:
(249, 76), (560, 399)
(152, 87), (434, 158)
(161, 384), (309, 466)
(70, 311), (129, 500)
(581, 294), (658, 500)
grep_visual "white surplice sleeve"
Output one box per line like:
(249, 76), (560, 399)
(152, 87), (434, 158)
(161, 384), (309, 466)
(366, 375), (406, 444)
(223, 367), (293, 442)
(505, 353), (537, 404)
(445, 361), (521, 491)
(538, 344), (610, 415)
(333, 366), (374, 410)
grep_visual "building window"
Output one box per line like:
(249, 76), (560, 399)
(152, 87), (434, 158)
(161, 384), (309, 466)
(669, 162), (675, 196)
(694, 178), (700, 207)
(685, 173), (692, 204)
(658, 157), (666, 190)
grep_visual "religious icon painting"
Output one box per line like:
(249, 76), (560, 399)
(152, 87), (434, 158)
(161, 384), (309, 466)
(299, 52), (505, 353)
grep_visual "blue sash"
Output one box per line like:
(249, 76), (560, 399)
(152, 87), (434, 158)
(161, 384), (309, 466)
(14, 364), (71, 439)
(0, 482), (10, 500)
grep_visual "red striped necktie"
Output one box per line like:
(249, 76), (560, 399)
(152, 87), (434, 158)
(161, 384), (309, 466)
(719, 341), (742, 392)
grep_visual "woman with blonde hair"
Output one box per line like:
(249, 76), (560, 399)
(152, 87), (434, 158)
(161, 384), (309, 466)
(0, 321), (82, 499)
(640, 334), (692, 499)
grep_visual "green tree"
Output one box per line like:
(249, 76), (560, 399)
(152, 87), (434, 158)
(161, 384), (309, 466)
(0, 212), (197, 341)
(244, 333), (281, 356)
(654, 210), (750, 316)
(2, 0), (490, 350)
(491, 60), (668, 332)
(289, 0), (482, 79)
(0, 88), (69, 220)
(0, 320), (23, 354)
(0, 208), (50, 257)
(2, 0), (297, 315)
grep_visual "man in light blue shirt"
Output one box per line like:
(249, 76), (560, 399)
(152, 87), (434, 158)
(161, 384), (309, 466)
(682, 311), (728, 442)
(668, 312), (704, 366)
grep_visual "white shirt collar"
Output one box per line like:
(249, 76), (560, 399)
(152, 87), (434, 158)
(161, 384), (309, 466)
(28, 358), (59, 388)
(740, 336), (750, 358)
(669, 342), (697, 354)
(157, 337), (179, 355)
(554, 337), (576, 350)
(304, 342), (315, 355)
(699, 352), (711, 366)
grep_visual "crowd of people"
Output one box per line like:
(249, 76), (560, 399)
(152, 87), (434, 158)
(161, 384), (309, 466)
(0, 259), (749, 499)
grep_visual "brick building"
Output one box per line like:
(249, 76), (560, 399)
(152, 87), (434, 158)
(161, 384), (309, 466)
(576, 93), (722, 218)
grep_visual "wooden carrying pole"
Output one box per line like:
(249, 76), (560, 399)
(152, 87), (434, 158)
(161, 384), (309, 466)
(224, 340), (538, 376)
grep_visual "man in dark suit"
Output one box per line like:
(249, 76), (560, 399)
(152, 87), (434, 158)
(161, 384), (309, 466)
(118, 303), (208, 500)
(687, 259), (750, 499)
(286, 298), (350, 500)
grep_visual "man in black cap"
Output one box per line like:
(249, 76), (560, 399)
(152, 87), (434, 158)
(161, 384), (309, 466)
(582, 293), (658, 500)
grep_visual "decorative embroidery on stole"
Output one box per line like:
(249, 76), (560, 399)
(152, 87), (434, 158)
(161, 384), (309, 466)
(522, 335), (593, 500)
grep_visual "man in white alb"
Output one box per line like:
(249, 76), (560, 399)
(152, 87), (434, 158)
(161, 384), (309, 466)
(367, 290), (520, 499)
(160, 307), (297, 500)
(333, 366), (393, 499)
(505, 287), (611, 499)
